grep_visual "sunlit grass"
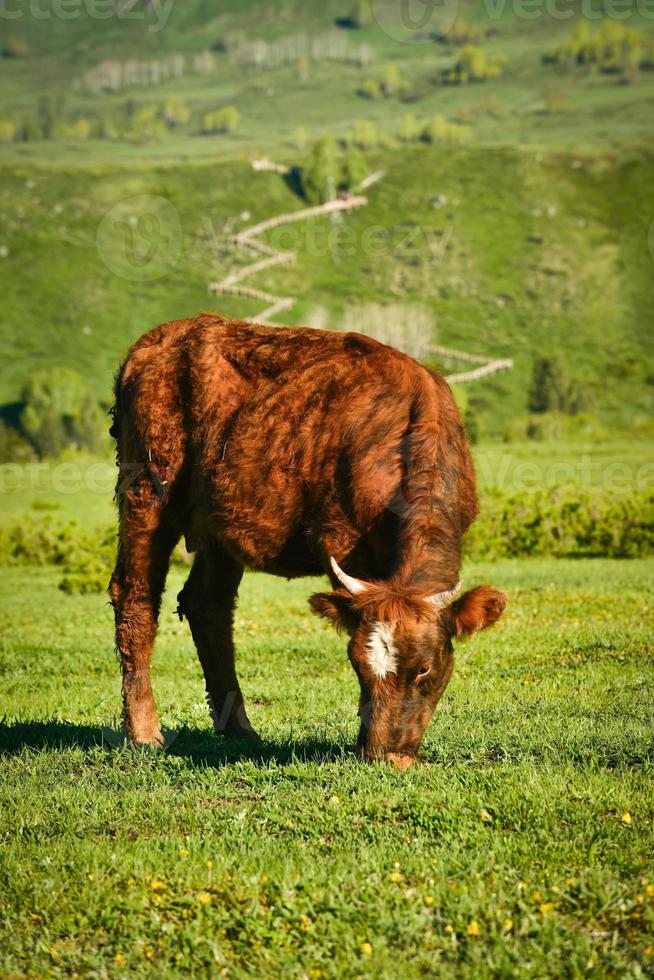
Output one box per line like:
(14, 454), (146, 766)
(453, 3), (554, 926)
(1, 558), (652, 976)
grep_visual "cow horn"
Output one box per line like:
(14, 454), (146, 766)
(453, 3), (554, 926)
(329, 556), (368, 595)
(427, 580), (463, 610)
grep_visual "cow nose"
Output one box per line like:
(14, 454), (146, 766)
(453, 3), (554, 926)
(384, 752), (414, 770)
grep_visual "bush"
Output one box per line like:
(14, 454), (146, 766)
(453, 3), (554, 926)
(19, 367), (105, 459)
(301, 135), (341, 204)
(347, 0), (372, 28)
(443, 45), (505, 84)
(202, 105), (241, 134)
(0, 519), (191, 594)
(399, 113), (421, 142)
(358, 78), (382, 99)
(467, 487), (654, 560)
(422, 113), (470, 144)
(1, 486), (651, 595)
(0, 120), (16, 143)
(163, 96), (190, 128)
(348, 119), (378, 149)
(547, 20), (653, 76)
(1, 38), (29, 58)
(341, 144), (368, 190)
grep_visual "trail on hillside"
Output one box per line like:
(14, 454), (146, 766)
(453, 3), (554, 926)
(210, 163), (513, 385)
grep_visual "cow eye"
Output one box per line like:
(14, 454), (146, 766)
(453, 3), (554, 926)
(416, 664), (431, 681)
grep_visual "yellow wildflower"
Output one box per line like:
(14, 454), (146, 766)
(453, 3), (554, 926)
(646, 885), (654, 897)
(179, 848), (189, 858)
(539, 902), (554, 914)
(197, 891), (212, 905)
(299, 913), (312, 931)
(359, 942), (373, 956)
(467, 921), (480, 937)
(424, 896), (434, 907)
(150, 880), (166, 892)
(114, 952), (127, 967)
(621, 812), (632, 825)
(503, 918), (513, 930)
(388, 871), (403, 883)
(444, 924), (454, 934)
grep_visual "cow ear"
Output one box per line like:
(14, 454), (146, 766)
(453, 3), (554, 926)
(309, 591), (360, 634)
(450, 586), (508, 640)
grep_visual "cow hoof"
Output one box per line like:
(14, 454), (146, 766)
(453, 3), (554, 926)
(128, 729), (165, 750)
(385, 752), (415, 770)
(220, 726), (261, 741)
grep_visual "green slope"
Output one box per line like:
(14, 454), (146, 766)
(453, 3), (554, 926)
(1, 142), (652, 435)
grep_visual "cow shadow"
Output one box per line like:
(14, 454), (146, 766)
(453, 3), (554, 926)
(0, 719), (351, 768)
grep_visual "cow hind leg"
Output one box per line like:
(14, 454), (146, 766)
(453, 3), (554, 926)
(177, 544), (257, 738)
(109, 490), (179, 747)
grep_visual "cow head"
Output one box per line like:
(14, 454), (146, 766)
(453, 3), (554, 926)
(310, 557), (507, 769)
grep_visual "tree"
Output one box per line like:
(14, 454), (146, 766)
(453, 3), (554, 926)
(527, 357), (568, 414)
(163, 96), (190, 128)
(341, 144), (367, 191)
(381, 63), (402, 96)
(20, 367), (105, 458)
(349, 119), (378, 149)
(359, 78), (381, 99)
(0, 120), (15, 143)
(301, 135), (341, 204)
(399, 112), (420, 142)
(37, 96), (54, 139)
(202, 105), (240, 134)
(349, 0), (372, 28)
(294, 125), (308, 152)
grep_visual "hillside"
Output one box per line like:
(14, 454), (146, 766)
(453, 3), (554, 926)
(0, 0), (653, 439)
(1, 143), (652, 436)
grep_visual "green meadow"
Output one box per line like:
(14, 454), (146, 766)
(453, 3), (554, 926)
(1, 558), (653, 977)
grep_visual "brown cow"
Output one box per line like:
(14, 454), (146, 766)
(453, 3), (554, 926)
(109, 313), (507, 768)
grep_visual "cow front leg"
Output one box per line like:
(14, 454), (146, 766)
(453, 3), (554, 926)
(178, 546), (257, 738)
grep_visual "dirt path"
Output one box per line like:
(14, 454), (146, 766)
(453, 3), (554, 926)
(210, 164), (513, 385)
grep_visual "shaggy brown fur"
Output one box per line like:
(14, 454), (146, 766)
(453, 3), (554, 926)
(109, 313), (506, 762)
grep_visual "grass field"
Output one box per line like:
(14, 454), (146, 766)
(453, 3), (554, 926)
(1, 557), (652, 976)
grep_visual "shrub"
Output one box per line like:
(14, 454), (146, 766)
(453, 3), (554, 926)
(348, 119), (378, 149)
(0, 120), (16, 143)
(301, 135), (341, 204)
(341, 144), (368, 190)
(348, 0), (372, 29)
(381, 63), (402, 96)
(422, 113), (470, 144)
(358, 78), (382, 99)
(163, 96), (190, 128)
(466, 487), (654, 560)
(1, 486), (651, 595)
(1, 38), (29, 59)
(399, 112), (421, 142)
(19, 367), (105, 459)
(443, 45), (505, 84)
(547, 20), (653, 76)
(202, 105), (240, 134)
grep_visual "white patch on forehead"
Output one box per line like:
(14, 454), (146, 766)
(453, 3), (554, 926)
(366, 622), (398, 679)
